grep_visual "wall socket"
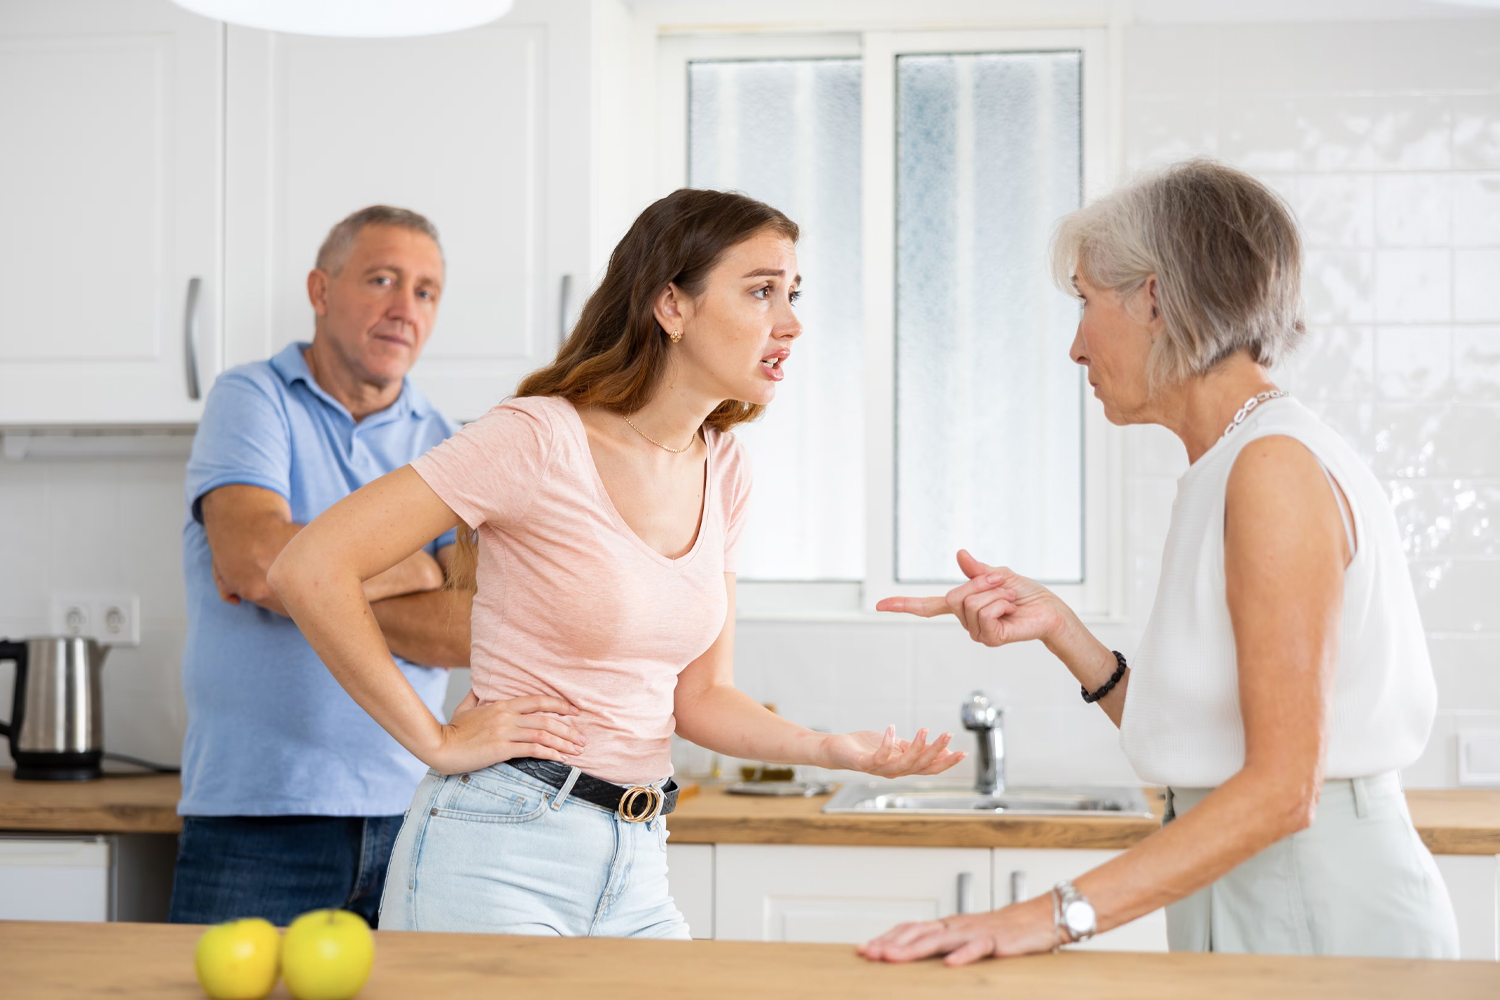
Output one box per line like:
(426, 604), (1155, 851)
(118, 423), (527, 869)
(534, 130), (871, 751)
(49, 594), (141, 647)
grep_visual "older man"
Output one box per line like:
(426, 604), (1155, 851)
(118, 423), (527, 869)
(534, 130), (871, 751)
(169, 206), (471, 927)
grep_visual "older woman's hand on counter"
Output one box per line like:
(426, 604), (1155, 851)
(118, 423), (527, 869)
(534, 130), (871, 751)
(858, 895), (1061, 966)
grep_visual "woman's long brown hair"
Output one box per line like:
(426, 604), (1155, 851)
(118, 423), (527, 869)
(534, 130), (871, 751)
(447, 188), (800, 591)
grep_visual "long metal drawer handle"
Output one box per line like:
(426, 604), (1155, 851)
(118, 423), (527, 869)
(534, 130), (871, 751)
(558, 273), (574, 342)
(956, 871), (974, 914)
(1010, 870), (1027, 905)
(183, 276), (202, 400)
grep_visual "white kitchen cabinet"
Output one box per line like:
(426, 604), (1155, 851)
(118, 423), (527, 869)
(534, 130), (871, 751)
(1436, 854), (1499, 961)
(666, 843), (715, 939)
(222, 0), (595, 422)
(0, 0), (223, 425)
(992, 848), (1168, 952)
(0, 834), (178, 923)
(714, 844), (992, 943)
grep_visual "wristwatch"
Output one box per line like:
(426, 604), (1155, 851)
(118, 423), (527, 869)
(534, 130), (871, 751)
(1051, 880), (1097, 945)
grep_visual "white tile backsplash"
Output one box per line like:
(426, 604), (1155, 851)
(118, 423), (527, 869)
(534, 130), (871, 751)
(3, 16), (1498, 793)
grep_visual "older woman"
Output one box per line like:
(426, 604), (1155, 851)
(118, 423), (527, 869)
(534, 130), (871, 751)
(862, 159), (1459, 963)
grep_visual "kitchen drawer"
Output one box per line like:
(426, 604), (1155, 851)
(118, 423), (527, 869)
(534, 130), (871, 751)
(992, 848), (1168, 952)
(0, 836), (110, 922)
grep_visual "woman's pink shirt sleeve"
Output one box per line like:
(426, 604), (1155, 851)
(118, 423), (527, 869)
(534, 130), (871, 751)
(409, 400), (556, 530)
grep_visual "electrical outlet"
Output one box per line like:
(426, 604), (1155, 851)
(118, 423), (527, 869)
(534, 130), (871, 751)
(49, 594), (140, 647)
(1458, 730), (1500, 787)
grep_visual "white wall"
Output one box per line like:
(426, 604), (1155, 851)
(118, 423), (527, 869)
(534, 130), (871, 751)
(2, 11), (1498, 787)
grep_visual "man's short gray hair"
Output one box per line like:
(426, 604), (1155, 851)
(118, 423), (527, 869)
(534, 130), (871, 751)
(1050, 158), (1305, 388)
(315, 205), (443, 276)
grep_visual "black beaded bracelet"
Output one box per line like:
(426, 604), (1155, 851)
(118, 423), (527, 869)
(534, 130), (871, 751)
(1081, 651), (1128, 704)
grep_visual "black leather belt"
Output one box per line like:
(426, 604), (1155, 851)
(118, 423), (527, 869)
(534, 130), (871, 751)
(504, 757), (679, 821)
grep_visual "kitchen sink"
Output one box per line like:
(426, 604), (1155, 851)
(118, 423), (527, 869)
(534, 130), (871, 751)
(822, 781), (1154, 817)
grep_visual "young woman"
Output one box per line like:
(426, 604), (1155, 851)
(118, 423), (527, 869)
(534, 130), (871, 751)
(269, 189), (963, 937)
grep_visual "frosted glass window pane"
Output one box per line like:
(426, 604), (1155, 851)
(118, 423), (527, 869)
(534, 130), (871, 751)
(689, 59), (863, 581)
(895, 51), (1084, 584)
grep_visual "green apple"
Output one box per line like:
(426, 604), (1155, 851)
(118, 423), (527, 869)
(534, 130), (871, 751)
(281, 909), (375, 1000)
(194, 917), (280, 1000)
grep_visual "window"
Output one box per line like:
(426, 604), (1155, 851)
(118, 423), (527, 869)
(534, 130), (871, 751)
(659, 29), (1115, 617)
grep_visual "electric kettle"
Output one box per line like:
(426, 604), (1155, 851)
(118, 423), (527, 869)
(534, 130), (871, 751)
(0, 636), (109, 780)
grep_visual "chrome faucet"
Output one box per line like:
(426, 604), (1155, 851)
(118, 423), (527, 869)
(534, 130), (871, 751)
(960, 691), (1005, 795)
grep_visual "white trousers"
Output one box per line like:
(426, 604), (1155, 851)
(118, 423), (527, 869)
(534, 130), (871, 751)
(1164, 772), (1459, 958)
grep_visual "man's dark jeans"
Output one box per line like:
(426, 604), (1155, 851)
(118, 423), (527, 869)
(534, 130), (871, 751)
(168, 815), (404, 927)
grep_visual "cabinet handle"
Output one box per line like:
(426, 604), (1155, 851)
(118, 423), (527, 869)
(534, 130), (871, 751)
(1009, 870), (1027, 905)
(956, 871), (975, 915)
(183, 277), (202, 401)
(558, 273), (575, 342)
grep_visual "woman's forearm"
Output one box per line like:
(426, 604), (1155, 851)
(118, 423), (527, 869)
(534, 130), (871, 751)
(268, 554), (445, 764)
(1042, 610), (1130, 726)
(674, 684), (828, 766)
(1074, 766), (1316, 934)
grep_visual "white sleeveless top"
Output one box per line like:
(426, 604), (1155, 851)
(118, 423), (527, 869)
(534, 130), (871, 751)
(1119, 398), (1437, 787)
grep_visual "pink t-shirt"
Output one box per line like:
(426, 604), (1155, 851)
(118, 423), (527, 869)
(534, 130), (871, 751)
(410, 395), (751, 785)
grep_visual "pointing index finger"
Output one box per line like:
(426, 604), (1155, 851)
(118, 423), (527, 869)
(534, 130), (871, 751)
(875, 596), (953, 618)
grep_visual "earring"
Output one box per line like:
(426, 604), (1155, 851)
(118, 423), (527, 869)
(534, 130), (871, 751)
(669, 328), (683, 343)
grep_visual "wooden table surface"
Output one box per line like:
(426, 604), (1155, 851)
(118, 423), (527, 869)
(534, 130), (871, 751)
(3, 920), (1496, 1000)
(3, 771), (1498, 854)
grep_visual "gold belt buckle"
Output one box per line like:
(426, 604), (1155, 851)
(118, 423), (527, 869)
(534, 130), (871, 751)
(618, 785), (662, 823)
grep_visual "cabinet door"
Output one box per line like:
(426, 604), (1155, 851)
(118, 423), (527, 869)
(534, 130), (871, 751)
(0, 0), (222, 424)
(715, 844), (991, 943)
(0, 837), (111, 922)
(993, 848), (1168, 952)
(666, 843), (715, 939)
(223, 0), (592, 422)
(1435, 854), (1499, 960)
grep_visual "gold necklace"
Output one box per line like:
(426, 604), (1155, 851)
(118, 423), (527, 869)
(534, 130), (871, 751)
(622, 414), (693, 454)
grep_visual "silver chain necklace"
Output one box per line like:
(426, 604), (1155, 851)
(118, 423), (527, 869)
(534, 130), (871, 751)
(1223, 390), (1290, 439)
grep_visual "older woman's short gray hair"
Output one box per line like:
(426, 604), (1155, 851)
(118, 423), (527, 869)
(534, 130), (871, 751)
(1050, 158), (1305, 387)
(315, 205), (443, 276)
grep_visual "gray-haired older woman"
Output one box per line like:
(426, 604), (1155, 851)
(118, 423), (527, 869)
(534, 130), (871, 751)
(862, 159), (1460, 963)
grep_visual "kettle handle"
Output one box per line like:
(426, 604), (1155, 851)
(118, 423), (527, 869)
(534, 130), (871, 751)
(0, 639), (25, 738)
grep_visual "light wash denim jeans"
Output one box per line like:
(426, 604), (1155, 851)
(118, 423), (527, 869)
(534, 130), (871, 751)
(379, 762), (690, 938)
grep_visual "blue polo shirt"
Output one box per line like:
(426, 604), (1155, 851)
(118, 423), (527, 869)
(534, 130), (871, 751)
(179, 342), (458, 817)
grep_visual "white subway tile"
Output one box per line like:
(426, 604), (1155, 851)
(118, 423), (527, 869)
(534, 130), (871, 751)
(1298, 173), (1374, 248)
(1217, 24), (1297, 97)
(1373, 403), (1500, 478)
(1375, 326), (1453, 401)
(1454, 326), (1500, 402)
(1427, 635), (1500, 711)
(1298, 96), (1378, 173)
(1452, 174), (1500, 249)
(1368, 20), (1500, 95)
(1455, 250), (1500, 322)
(1218, 97), (1300, 172)
(1403, 711), (1500, 789)
(1313, 401), (1379, 467)
(1123, 98), (1218, 172)
(1303, 249), (1374, 323)
(1374, 174), (1452, 248)
(1453, 96), (1500, 172)
(1386, 480), (1500, 560)
(1283, 325), (1374, 401)
(1370, 97), (1451, 171)
(1292, 22), (1379, 96)
(1123, 25), (1224, 99)
(1374, 249), (1452, 323)
(1410, 558), (1500, 633)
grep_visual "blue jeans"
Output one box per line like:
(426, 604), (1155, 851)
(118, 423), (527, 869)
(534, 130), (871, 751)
(168, 815), (403, 927)
(380, 763), (690, 938)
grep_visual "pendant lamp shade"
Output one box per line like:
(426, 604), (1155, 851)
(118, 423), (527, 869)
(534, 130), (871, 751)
(171, 0), (515, 38)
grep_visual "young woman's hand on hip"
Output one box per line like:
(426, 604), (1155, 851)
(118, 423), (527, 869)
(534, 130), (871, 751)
(432, 690), (587, 775)
(877, 549), (1068, 648)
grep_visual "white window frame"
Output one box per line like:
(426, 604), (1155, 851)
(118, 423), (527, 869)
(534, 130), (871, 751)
(657, 28), (1122, 622)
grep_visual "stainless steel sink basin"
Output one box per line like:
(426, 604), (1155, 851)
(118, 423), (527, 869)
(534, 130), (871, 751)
(822, 781), (1153, 817)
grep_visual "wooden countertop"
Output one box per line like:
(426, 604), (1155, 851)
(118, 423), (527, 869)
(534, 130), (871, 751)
(3, 921), (1496, 1000)
(3, 772), (1498, 855)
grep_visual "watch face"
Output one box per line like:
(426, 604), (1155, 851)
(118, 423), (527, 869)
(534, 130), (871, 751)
(1063, 899), (1097, 935)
